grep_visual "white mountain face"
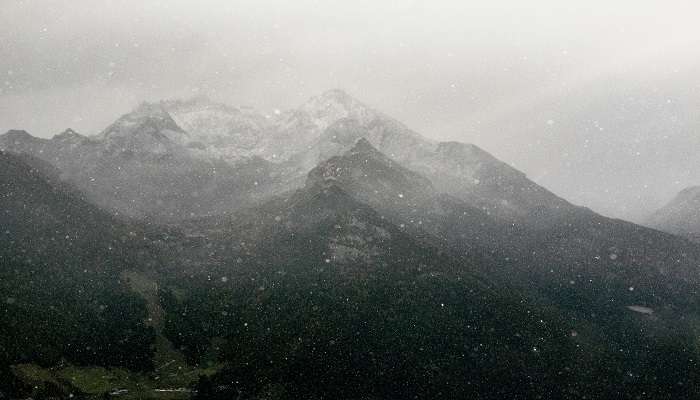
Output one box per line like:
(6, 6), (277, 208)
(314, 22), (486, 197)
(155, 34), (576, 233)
(267, 91), (571, 222)
(0, 89), (577, 223)
(271, 89), (373, 152)
(297, 88), (379, 130)
(137, 89), (432, 166)
(97, 102), (189, 157)
(1, 104), (279, 220)
(159, 89), (439, 184)
(267, 89), (431, 163)
(163, 96), (270, 162)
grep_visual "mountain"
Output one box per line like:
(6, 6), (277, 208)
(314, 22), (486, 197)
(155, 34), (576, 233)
(97, 102), (189, 156)
(0, 151), (157, 396)
(305, 138), (504, 255)
(409, 140), (575, 223)
(299, 139), (700, 315)
(266, 88), (397, 161)
(278, 90), (575, 224)
(6, 84), (700, 397)
(646, 186), (700, 242)
(0, 129), (50, 155)
(163, 96), (270, 161)
(306, 137), (435, 214)
(0, 105), (280, 221)
(161, 152), (590, 399)
(164, 139), (700, 399)
(52, 127), (85, 142)
(0, 90), (580, 224)
(8, 91), (700, 307)
(284, 90), (434, 169)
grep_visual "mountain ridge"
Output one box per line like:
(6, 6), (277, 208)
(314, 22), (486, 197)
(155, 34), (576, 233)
(1, 89), (575, 223)
(646, 185), (700, 242)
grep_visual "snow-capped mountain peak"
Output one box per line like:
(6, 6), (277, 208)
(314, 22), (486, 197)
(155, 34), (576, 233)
(97, 102), (186, 142)
(162, 95), (269, 161)
(94, 102), (189, 156)
(298, 88), (377, 131)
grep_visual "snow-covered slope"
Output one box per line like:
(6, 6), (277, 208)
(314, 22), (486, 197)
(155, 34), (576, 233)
(0, 103), (279, 221)
(0, 89), (576, 223)
(267, 89), (430, 161)
(97, 102), (189, 156)
(163, 96), (270, 161)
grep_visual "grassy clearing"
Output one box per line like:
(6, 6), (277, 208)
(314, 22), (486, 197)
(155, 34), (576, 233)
(12, 360), (221, 399)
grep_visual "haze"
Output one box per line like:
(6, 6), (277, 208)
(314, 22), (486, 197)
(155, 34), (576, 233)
(2, 0), (699, 221)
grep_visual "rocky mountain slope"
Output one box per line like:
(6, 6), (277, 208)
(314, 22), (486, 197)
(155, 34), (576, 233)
(1, 107), (279, 221)
(646, 186), (700, 242)
(169, 139), (700, 399)
(0, 89), (580, 224)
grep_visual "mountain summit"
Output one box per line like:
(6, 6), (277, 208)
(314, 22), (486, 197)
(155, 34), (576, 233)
(101, 102), (184, 136)
(0, 90), (576, 222)
(298, 89), (377, 130)
(163, 96), (268, 160)
(307, 137), (434, 208)
(96, 102), (188, 156)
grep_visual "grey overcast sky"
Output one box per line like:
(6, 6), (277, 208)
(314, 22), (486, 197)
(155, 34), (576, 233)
(2, 0), (700, 221)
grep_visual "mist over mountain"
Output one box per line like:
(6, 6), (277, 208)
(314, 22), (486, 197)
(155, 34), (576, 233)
(4, 1), (700, 223)
(3, 88), (700, 399)
(0, 89), (571, 223)
(4, 1), (700, 398)
(647, 186), (700, 242)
